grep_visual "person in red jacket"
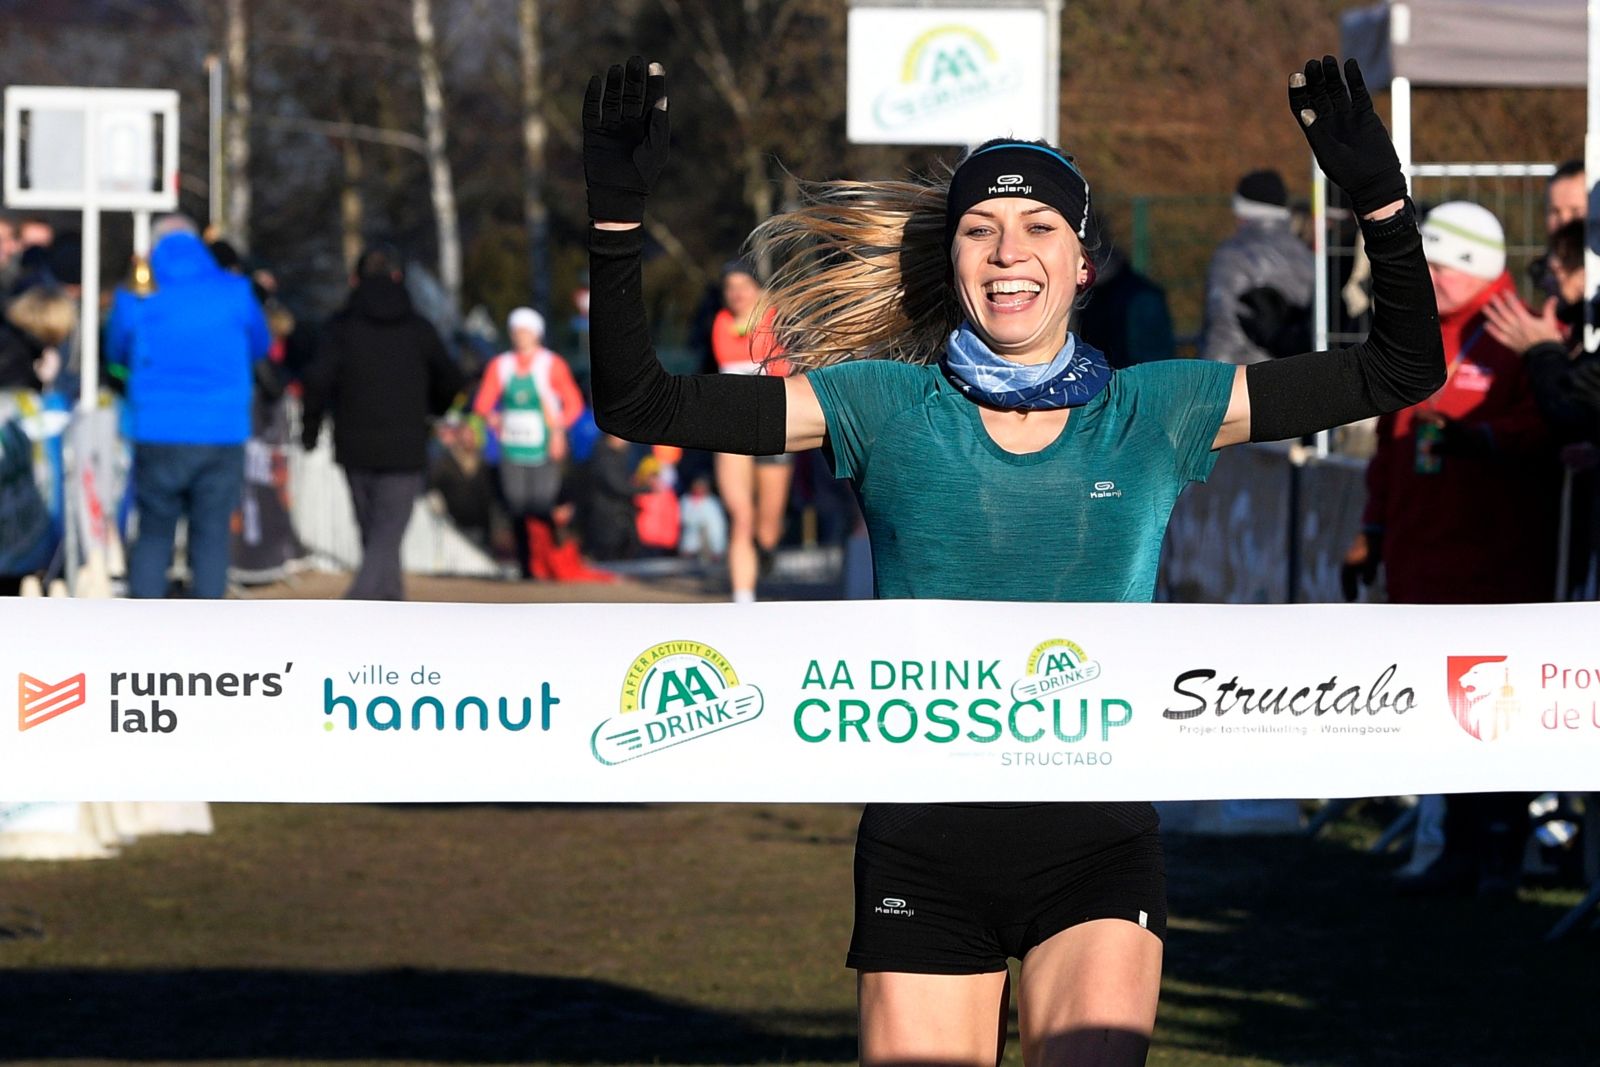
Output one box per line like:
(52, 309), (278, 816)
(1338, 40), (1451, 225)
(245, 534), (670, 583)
(1344, 200), (1556, 897)
(1344, 200), (1559, 605)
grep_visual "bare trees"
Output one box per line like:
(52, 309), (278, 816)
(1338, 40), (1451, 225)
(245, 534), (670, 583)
(409, 0), (461, 312)
(224, 0), (251, 248)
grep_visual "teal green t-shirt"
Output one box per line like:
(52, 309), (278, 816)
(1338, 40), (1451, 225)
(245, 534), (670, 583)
(807, 357), (1236, 602)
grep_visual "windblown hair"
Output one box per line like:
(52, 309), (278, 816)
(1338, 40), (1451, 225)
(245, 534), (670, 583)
(746, 175), (961, 371)
(746, 139), (1094, 371)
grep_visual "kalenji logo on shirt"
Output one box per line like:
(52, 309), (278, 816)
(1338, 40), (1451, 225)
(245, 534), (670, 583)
(1089, 480), (1123, 499)
(18, 673), (87, 731)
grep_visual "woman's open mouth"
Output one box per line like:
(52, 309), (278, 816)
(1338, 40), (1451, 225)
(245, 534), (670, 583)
(983, 278), (1043, 313)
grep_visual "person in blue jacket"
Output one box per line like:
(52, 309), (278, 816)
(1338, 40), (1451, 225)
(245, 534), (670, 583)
(107, 216), (270, 599)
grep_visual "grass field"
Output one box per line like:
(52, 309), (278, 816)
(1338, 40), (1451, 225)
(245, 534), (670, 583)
(1, 802), (1595, 1067)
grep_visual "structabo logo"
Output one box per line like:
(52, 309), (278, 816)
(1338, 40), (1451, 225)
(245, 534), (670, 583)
(1011, 639), (1102, 702)
(17, 673), (86, 731)
(1446, 655), (1519, 742)
(592, 641), (763, 765)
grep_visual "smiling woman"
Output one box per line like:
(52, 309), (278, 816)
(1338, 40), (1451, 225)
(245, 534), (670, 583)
(581, 54), (1444, 1067)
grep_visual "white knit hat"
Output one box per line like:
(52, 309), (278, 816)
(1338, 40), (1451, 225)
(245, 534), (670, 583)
(507, 307), (545, 337)
(1421, 201), (1506, 280)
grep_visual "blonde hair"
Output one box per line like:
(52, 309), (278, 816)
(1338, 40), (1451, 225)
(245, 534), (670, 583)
(748, 170), (1094, 371)
(746, 177), (960, 371)
(6, 288), (75, 346)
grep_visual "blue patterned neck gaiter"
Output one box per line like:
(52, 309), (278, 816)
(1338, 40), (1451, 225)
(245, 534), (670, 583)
(939, 321), (1111, 411)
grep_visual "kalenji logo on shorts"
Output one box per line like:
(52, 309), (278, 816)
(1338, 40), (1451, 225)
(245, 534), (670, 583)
(18, 673), (87, 731)
(875, 896), (915, 917)
(1446, 655), (1520, 742)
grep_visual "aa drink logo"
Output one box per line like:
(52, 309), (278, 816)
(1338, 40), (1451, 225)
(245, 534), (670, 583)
(591, 641), (764, 766)
(1011, 639), (1102, 702)
(872, 25), (1022, 131)
(17, 673), (86, 731)
(1445, 655), (1520, 742)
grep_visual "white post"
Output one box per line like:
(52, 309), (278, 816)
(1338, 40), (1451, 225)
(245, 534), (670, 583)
(1312, 159), (1330, 457)
(133, 210), (152, 258)
(1045, 0), (1062, 146)
(79, 105), (100, 414)
(1391, 76), (1413, 194)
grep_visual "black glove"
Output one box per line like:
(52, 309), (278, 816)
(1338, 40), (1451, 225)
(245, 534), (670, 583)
(1433, 418), (1495, 459)
(582, 55), (670, 223)
(1288, 56), (1407, 218)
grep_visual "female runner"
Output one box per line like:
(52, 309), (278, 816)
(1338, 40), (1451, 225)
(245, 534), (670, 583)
(709, 259), (791, 601)
(582, 55), (1441, 1066)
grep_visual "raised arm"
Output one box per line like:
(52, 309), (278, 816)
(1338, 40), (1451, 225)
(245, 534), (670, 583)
(1213, 57), (1445, 449)
(585, 57), (826, 455)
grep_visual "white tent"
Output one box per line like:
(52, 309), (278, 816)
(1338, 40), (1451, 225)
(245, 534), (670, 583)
(1342, 0), (1586, 89)
(1315, 1), (1598, 370)
(1340, 0), (1587, 177)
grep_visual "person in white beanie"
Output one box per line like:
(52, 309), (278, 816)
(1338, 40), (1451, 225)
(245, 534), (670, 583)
(472, 307), (591, 579)
(1343, 200), (1558, 897)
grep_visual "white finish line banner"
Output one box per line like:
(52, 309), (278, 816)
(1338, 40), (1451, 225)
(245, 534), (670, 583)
(3, 599), (1598, 802)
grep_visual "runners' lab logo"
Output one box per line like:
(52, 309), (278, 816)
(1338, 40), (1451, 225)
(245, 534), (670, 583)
(1011, 639), (1102, 702)
(592, 641), (764, 766)
(18, 673), (86, 731)
(873, 25), (1022, 130)
(1446, 655), (1520, 742)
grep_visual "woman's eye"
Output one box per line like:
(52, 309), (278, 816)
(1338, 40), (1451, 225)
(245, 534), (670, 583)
(1029, 224), (1055, 234)
(964, 226), (992, 238)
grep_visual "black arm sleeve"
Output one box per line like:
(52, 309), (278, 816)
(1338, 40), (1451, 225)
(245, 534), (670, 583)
(1245, 202), (1446, 442)
(588, 226), (787, 455)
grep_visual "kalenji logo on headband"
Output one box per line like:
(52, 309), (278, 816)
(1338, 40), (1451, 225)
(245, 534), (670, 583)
(989, 173), (1033, 195)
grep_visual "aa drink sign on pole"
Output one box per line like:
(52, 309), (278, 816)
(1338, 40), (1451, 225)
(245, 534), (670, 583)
(847, 0), (1062, 146)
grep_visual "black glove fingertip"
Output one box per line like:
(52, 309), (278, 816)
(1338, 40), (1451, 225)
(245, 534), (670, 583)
(621, 55), (647, 119)
(1345, 58), (1373, 110)
(1321, 55), (1349, 110)
(602, 64), (625, 127)
(582, 74), (603, 129)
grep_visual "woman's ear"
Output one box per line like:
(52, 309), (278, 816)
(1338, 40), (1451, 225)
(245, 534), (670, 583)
(1079, 258), (1097, 290)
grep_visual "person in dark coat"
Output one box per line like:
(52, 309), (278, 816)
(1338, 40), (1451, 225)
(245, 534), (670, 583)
(575, 433), (640, 561)
(300, 246), (464, 600)
(1075, 215), (1176, 369)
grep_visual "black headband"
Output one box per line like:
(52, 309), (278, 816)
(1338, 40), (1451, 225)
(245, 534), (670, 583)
(944, 143), (1091, 254)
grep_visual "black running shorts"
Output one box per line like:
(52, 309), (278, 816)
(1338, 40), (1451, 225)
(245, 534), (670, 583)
(846, 802), (1166, 975)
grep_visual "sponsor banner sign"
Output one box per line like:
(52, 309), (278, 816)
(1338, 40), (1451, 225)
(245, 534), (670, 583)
(2, 598), (1598, 802)
(847, 5), (1052, 145)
